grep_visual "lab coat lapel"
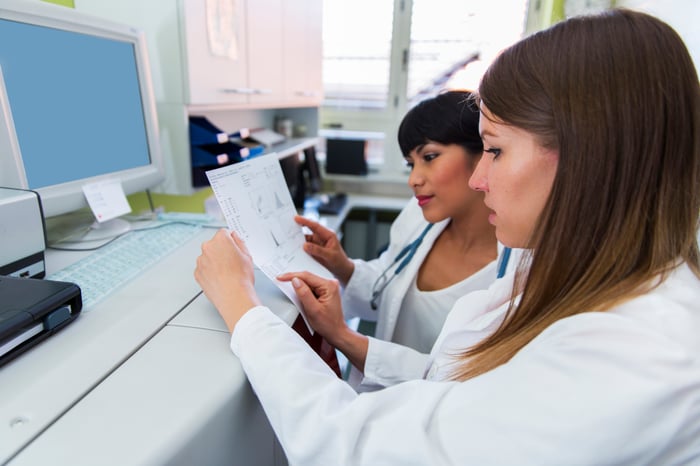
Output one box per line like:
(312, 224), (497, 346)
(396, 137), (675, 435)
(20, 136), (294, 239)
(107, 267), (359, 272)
(374, 219), (449, 341)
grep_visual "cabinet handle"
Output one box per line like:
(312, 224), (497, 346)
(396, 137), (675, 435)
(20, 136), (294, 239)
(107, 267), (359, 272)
(294, 90), (318, 97)
(252, 88), (273, 95)
(221, 88), (256, 95)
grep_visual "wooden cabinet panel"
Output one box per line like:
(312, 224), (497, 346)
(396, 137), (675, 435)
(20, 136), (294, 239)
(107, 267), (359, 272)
(246, 0), (284, 105)
(182, 0), (250, 105)
(283, 0), (323, 106)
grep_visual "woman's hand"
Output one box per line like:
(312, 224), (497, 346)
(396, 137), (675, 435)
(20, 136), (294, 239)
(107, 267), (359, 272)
(278, 270), (369, 371)
(277, 271), (348, 345)
(194, 229), (261, 332)
(295, 215), (354, 286)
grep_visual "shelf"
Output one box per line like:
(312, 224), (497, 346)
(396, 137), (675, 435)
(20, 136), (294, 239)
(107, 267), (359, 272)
(265, 137), (320, 160)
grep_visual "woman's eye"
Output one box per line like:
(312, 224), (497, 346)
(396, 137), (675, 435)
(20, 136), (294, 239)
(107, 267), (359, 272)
(423, 152), (439, 162)
(404, 160), (414, 169)
(485, 147), (501, 158)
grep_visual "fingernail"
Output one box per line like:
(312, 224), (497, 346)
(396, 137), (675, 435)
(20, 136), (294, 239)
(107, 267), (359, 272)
(292, 277), (302, 288)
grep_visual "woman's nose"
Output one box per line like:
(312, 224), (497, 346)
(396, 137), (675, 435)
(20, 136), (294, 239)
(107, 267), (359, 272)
(408, 166), (424, 188)
(469, 157), (489, 192)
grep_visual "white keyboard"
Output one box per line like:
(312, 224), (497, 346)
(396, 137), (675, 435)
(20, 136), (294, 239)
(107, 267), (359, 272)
(47, 222), (205, 310)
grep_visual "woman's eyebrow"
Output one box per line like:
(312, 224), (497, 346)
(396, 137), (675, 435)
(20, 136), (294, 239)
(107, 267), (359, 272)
(480, 129), (497, 139)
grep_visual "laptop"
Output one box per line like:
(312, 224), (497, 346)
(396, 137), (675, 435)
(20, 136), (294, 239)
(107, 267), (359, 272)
(0, 275), (82, 366)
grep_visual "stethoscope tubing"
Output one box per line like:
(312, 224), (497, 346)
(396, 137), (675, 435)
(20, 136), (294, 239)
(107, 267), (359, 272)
(370, 223), (434, 310)
(370, 223), (512, 310)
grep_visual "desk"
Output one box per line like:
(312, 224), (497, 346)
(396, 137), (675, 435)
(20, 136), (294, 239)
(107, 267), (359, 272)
(0, 193), (407, 465)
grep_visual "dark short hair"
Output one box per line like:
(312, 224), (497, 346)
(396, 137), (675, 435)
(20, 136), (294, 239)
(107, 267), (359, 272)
(397, 90), (483, 159)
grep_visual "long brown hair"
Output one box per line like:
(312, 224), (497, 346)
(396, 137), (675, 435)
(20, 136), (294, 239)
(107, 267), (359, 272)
(453, 9), (700, 380)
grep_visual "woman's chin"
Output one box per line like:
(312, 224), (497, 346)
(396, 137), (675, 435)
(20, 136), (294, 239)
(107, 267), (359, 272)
(495, 230), (524, 249)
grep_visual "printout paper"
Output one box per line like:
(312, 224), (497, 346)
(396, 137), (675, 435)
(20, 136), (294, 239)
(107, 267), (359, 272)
(82, 179), (131, 222)
(206, 154), (332, 330)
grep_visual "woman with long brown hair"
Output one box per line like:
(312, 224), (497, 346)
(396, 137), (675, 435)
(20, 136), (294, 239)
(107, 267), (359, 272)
(195, 9), (700, 464)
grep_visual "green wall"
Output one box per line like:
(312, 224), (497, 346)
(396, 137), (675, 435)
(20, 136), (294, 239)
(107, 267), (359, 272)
(127, 189), (214, 215)
(42, 0), (74, 8)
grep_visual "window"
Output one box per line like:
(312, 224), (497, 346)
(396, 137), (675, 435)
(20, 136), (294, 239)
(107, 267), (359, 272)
(321, 0), (394, 109)
(408, 0), (528, 104)
(321, 0), (529, 173)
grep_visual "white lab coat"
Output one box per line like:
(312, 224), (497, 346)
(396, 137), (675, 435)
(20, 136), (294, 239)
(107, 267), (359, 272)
(341, 199), (509, 390)
(231, 263), (700, 465)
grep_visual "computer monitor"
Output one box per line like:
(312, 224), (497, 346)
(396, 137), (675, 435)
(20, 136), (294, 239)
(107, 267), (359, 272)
(302, 146), (323, 194)
(279, 153), (305, 209)
(0, 1), (164, 238)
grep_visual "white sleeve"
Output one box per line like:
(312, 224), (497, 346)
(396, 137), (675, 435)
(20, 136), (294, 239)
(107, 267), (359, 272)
(231, 305), (699, 465)
(354, 336), (429, 391)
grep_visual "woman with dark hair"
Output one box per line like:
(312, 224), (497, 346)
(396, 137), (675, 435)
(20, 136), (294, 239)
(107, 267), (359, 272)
(195, 9), (700, 464)
(281, 90), (504, 390)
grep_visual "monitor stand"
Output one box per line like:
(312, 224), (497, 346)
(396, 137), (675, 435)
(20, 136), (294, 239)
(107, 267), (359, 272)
(84, 217), (132, 240)
(45, 209), (133, 245)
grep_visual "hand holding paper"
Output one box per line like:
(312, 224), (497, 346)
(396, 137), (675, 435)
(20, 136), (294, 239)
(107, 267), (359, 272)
(205, 154), (333, 331)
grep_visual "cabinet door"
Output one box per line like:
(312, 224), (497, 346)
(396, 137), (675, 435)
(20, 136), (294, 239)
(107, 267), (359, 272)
(282, 0), (323, 106)
(182, 0), (250, 105)
(246, 0), (284, 105)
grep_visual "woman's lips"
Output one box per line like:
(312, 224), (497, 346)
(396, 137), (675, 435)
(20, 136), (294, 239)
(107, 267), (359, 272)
(416, 195), (432, 207)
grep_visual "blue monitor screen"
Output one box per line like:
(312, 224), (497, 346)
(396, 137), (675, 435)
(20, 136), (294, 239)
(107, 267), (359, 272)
(0, 18), (151, 189)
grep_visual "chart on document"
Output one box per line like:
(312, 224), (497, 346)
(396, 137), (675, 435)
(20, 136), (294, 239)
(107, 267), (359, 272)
(206, 155), (332, 316)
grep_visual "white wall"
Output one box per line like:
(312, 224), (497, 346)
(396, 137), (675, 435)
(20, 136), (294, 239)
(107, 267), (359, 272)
(616, 0), (700, 76)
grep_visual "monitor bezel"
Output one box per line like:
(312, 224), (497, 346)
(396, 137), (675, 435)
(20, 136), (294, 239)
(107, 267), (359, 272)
(0, 0), (164, 218)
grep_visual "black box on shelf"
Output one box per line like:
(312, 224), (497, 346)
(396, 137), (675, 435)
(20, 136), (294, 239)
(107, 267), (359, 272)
(325, 138), (368, 176)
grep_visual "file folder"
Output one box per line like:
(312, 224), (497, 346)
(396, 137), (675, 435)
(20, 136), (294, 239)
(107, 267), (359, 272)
(189, 116), (264, 186)
(189, 116), (249, 146)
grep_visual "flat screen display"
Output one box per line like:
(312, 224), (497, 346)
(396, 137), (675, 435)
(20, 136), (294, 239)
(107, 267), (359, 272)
(0, 18), (151, 189)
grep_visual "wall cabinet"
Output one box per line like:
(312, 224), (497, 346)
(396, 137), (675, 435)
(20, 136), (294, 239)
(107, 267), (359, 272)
(245, 0), (284, 107)
(282, 0), (323, 107)
(181, 0), (250, 106)
(182, 0), (322, 109)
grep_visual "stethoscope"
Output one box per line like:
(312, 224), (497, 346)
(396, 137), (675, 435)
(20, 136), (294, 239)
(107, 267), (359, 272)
(370, 223), (512, 310)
